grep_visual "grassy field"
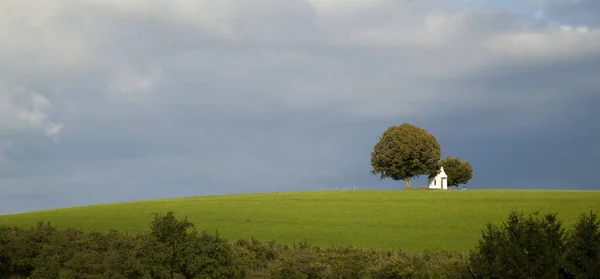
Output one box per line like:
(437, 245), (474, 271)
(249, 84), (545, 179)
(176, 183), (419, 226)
(1, 189), (599, 253)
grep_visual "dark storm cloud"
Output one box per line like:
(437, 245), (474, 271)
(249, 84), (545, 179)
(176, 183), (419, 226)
(0, 0), (599, 214)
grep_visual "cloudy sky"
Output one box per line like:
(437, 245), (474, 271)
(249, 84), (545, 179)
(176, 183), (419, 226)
(1, 0), (599, 214)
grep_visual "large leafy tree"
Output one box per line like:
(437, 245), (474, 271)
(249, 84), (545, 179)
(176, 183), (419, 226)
(438, 155), (473, 188)
(370, 123), (441, 189)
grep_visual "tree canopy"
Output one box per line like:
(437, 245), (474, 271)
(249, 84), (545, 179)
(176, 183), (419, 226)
(370, 123), (441, 189)
(438, 155), (473, 187)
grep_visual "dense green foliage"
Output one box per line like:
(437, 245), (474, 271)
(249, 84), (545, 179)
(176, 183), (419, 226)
(468, 211), (600, 278)
(1, 210), (599, 278)
(371, 123), (441, 189)
(564, 211), (600, 277)
(437, 155), (473, 187)
(468, 211), (567, 277)
(2, 190), (600, 253)
(0, 213), (242, 279)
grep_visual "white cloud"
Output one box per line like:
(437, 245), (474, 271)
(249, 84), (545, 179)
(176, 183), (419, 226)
(107, 66), (164, 104)
(484, 24), (600, 59)
(345, 12), (467, 48)
(0, 85), (63, 142)
(0, 1), (92, 74)
(307, 0), (388, 16)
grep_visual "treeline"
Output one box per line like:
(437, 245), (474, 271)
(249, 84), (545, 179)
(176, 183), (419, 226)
(1, 211), (599, 279)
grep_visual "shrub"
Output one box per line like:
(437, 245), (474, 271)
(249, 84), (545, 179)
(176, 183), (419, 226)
(268, 241), (325, 279)
(233, 237), (280, 277)
(468, 211), (567, 278)
(364, 253), (415, 279)
(0, 226), (16, 276)
(411, 250), (469, 279)
(4, 209), (600, 279)
(147, 211), (242, 278)
(564, 211), (600, 278)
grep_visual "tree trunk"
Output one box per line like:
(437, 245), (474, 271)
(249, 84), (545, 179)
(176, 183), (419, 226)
(406, 177), (411, 189)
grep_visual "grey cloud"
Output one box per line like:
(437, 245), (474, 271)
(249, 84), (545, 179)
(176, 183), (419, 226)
(0, 0), (599, 214)
(542, 0), (600, 26)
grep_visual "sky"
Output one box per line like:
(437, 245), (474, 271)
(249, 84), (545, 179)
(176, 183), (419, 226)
(0, 0), (599, 214)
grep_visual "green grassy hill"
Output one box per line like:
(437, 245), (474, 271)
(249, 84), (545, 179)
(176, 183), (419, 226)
(1, 189), (599, 252)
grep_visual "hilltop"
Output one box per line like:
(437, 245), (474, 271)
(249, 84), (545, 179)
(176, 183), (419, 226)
(1, 189), (599, 252)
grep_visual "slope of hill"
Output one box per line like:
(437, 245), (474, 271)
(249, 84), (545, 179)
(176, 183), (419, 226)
(1, 189), (599, 252)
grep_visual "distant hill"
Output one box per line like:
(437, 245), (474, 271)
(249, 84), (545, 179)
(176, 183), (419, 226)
(1, 189), (599, 252)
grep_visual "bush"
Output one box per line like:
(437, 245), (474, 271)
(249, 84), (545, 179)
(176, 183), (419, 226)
(2, 210), (599, 279)
(364, 250), (468, 279)
(468, 211), (567, 278)
(143, 211), (243, 278)
(0, 212), (244, 278)
(268, 242), (369, 278)
(564, 211), (600, 278)
(411, 250), (469, 279)
(0, 226), (16, 276)
(364, 253), (415, 279)
(233, 237), (277, 267)
(268, 241), (326, 279)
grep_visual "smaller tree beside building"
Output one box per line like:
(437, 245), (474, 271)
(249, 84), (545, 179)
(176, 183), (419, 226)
(437, 156), (473, 188)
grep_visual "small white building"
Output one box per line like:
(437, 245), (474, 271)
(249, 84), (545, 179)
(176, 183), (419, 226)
(428, 166), (448, 190)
